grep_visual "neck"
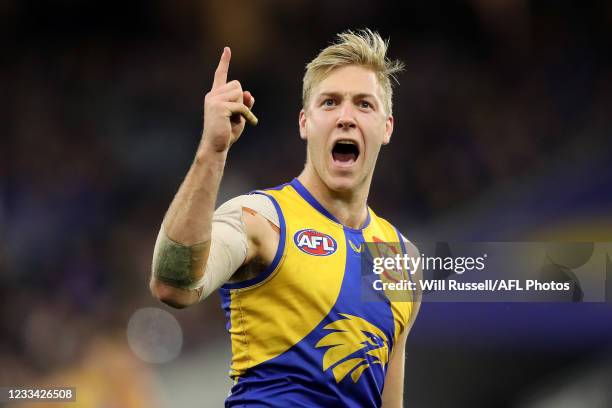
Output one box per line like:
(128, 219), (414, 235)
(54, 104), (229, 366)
(297, 167), (371, 230)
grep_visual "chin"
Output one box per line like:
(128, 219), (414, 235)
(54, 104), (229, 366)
(324, 172), (360, 194)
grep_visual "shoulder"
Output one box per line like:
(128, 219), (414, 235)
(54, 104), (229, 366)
(214, 193), (281, 241)
(397, 232), (419, 259)
(215, 194), (279, 227)
(216, 194), (281, 274)
(369, 210), (413, 249)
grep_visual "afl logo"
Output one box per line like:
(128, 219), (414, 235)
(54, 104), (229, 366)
(294, 229), (337, 256)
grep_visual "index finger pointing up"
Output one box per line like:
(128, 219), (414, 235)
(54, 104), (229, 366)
(212, 47), (231, 90)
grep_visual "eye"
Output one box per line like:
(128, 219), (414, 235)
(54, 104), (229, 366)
(323, 98), (336, 107)
(359, 100), (371, 109)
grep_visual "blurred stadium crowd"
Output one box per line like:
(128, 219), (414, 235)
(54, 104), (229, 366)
(2, 1), (612, 406)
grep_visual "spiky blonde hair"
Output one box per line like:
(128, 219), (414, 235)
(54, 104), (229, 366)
(302, 29), (404, 116)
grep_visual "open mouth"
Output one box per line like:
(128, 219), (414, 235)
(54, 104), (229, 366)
(331, 140), (360, 165)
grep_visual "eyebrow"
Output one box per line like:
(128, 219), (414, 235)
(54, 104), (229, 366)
(318, 92), (377, 100)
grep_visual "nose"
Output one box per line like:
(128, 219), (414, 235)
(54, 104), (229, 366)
(336, 102), (357, 130)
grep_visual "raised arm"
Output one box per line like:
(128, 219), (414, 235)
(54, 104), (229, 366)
(150, 47), (257, 308)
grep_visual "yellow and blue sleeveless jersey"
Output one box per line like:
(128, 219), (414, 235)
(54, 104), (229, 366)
(218, 178), (416, 407)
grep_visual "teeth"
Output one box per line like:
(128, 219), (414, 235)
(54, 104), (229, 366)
(337, 140), (356, 145)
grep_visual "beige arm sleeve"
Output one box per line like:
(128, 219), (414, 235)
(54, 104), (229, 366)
(198, 194), (279, 300)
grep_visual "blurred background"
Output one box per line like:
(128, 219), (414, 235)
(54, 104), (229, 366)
(2, 0), (612, 407)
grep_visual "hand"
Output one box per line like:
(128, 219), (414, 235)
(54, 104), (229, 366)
(202, 47), (257, 153)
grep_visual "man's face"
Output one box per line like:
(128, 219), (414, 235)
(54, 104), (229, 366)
(299, 65), (393, 193)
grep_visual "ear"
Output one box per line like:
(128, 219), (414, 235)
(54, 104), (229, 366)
(382, 115), (394, 145)
(299, 109), (307, 140)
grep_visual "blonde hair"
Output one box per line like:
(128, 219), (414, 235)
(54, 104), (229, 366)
(302, 29), (404, 116)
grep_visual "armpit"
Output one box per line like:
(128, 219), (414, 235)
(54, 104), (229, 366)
(198, 194), (279, 300)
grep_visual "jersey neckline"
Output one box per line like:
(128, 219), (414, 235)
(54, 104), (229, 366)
(289, 178), (371, 233)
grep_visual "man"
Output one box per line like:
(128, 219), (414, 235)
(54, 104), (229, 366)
(150, 29), (421, 407)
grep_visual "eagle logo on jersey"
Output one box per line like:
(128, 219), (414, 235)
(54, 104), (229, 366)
(294, 229), (337, 256)
(315, 314), (389, 383)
